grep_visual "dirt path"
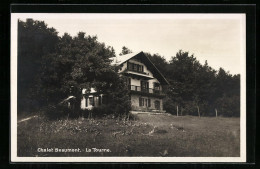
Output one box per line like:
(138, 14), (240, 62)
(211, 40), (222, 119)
(18, 115), (38, 123)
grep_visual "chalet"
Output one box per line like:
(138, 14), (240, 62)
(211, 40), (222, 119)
(80, 51), (169, 113)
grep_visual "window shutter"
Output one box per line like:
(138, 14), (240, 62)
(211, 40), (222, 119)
(98, 96), (101, 105)
(139, 97), (142, 106)
(93, 97), (95, 106)
(148, 99), (151, 107)
(85, 96), (88, 107)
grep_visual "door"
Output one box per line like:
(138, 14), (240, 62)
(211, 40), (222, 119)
(141, 80), (149, 92)
(154, 100), (160, 110)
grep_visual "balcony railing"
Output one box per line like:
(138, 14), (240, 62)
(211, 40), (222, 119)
(128, 85), (163, 95)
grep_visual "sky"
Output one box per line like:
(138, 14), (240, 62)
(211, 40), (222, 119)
(17, 14), (245, 74)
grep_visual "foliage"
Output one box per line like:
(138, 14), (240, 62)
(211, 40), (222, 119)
(163, 97), (177, 115)
(43, 104), (72, 120)
(119, 46), (132, 55)
(18, 19), (59, 111)
(40, 32), (131, 117)
(215, 95), (240, 117)
(146, 53), (170, 76)
(18, 19), (130, 117)
(149, 50), (240, 117)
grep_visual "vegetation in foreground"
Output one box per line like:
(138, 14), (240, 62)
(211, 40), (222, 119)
(18, 113), (240, 157)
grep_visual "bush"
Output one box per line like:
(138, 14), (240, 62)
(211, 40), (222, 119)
(91, 105), (113, 117)
(215, 95), (240, 117)
(163, 98), (176, 115)
(79, 104), (118, 118)
(44, 104), (72, 120)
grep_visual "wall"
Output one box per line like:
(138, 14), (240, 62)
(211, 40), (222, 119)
(118, 62), (127, 73)
(131, 94), (163, 111)
(128, 59), (154, 77)
(123, 59), (162, 90)
(130, 78), (140, 86)
(81, 95), (102, 110)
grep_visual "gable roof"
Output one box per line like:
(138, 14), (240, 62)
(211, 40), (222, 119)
(111, 52), (141, 66)
(111, 52), (169, 85)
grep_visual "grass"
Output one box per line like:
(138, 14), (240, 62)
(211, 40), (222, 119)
(17, 113), (240, 157)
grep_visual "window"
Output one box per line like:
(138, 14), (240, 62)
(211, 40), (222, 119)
(154, 82), (160, 90)
(89, 97), (94, 106)
(139, 97), (144, 106)
(133, 64), (137, 71)
(138, 65), (143, 72)
(141, 81), (149, 92)
(139, 97), (151, 107)
(127, 62), (144, 73)
(148, 99), (151, 107)
(131, 63), (134, 70)
(154, 82), (160, 94)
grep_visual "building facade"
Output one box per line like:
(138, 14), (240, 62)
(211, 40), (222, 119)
(80, 52), (169, 113)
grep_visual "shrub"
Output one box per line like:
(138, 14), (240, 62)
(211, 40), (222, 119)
(44, 104), (72, 120)
(163, 98), (176, 115)
(91, 105), (113, 118)
(78, 104), (117, 118)
(215, 95), (240, 117)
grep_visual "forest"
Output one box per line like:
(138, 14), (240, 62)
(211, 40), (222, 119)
(17, 19), (240, 118)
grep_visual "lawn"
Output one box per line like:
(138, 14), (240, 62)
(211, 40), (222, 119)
(17, 113), (240, 157)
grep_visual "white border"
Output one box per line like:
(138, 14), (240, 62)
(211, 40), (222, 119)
(11, 13), (246, 163)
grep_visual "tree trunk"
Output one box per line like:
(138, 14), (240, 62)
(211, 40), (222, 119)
(197, 106), (200, 117)
(215, 108), (218, 117)
(177, 105), (179, 117)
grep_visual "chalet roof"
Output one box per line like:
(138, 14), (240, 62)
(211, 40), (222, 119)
(111, 52), (169, 85)
(59, 95), (76, 104)
(110, 52), (141, 66)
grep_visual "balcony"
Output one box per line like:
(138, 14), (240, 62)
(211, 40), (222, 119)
(128, 85), (165, 97)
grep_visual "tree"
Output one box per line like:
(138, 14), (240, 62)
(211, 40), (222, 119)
(119, 46), (132, 55)
(145, 53), (170, 78)
(165, 50), (240, 117)
(18, 19), (59, 112)
(147, 50), (240, 117)
(40, 32), (130, 116)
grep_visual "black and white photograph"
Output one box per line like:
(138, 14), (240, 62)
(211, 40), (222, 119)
(11, 13), (246, 162)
